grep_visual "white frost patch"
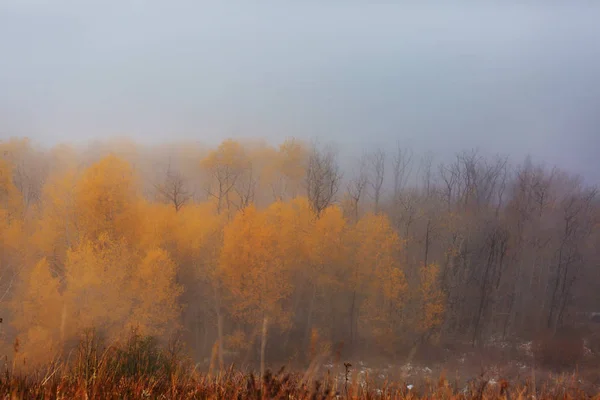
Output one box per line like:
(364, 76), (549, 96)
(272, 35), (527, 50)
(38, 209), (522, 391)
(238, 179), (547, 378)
(401, 363), (413, 371)
(519, 341), (533, 356)
(583, 340), (592, 356)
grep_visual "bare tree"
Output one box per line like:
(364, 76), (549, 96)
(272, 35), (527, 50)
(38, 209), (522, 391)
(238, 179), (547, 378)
(418, 151), (434, 198)
(345, 153), (368, 222)
(547, 182), (597, 332)
(368, 149), (385, 214)
(438, 161), (459, 211)
(305, 143), (342, 216)
(201, 143), (249, 215)
(392, 144), (413, 200)
(233, 163), (257, 211)
(154, 160), (192, 212)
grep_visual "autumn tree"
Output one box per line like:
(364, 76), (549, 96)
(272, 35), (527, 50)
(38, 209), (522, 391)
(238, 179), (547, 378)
(74, 154), (141, 243)
(0, 159), (25, 313)
(405, 262), (445, 361)
(303, 205), (348, 354)
(219, 204), (294, 376)
(3, 136), (599, 370)
(201, 140), (250, 216)
(10, 258), (63, 367)
(351, 213), (407, 354)
(0, 138), (48, 213)
(10, 155), (182, 364)
(269, 138), (308, 201)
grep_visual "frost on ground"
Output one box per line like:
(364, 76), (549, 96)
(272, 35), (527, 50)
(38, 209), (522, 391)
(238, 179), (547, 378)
(316, 337), (600, 396)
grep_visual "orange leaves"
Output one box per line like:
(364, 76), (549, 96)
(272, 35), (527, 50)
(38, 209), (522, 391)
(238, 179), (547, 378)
(220, 205), (292, 328)
(201, 139), (248, 172)
(278, 139), (308, 181)
(268, 139), (309, 200)
(352, 213), (407, 351)
(63, 235), (134, 337)
(75, 155), (141, 242)
(170, 203), (224, 279)
(0, 159), (23, 218)
(220, 198), (315, 329)
(352, 212), (406, 301)
(10, 258), (63, 366)
(0, 158), (26, 292)
(129, 249), (182, 336)
(2, 140), (430, 362)
(10, 154), (183, 363)
(306, 205), (348, 290)
(416, 262), (446, 334)
(62, 233), (182, 342)
(31, 168), (79, 262)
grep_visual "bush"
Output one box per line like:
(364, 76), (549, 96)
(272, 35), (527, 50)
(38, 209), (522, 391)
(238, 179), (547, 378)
(533, 329), (584, 370)
(70, 327), (187, 386)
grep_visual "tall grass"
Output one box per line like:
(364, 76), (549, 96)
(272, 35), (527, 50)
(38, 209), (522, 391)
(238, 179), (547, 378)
(0, 331), (597, 399)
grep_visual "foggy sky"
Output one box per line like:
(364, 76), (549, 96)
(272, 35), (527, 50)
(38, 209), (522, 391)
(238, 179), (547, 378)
(1, 1), (599, 183)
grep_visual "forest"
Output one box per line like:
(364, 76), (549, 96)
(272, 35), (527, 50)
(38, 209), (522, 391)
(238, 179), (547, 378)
(0, 136), (599, 392)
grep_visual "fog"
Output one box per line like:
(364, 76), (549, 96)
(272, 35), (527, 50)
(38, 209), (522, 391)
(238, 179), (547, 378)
(1, 1), (599, 183)
(1, 4), (600, 388)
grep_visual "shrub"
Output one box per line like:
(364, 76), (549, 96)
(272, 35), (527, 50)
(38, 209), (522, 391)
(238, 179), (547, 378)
(109, 330), (167, 378)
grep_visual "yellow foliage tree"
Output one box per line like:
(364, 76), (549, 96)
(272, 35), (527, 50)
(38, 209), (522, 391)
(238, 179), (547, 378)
(0, 159), (25, 316)
(353, 213), (407, 353)
(200, 139), (251, 215)
(302, 205), (348, 346)
(129, 248), (183, 336)
(0, 159), (24, 220)
(220, 204), (292, 328)
(10, 258), (63, 367)
(416, 262), (445, 337)
(74, 155), (141, 243)
(2, 137), (457, 369)
(220, 203), (300, 375)
(62, 233), (182, 343)
(11, 155), (182, 363)
(267, 139), (308, 201)
(31, 169), (79, 269)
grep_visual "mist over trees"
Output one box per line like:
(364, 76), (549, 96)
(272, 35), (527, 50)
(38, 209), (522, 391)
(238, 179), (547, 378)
(0, 136), (598, 370)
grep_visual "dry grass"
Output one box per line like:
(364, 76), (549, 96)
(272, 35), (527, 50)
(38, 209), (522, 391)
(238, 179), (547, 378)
(1, 332), (599, 399)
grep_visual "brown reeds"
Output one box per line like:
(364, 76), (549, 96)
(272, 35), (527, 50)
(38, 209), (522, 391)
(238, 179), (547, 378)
(0, 331), (598, 399)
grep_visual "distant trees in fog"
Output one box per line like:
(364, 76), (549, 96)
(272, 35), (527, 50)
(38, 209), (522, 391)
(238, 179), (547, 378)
(0, 136), (597, 369)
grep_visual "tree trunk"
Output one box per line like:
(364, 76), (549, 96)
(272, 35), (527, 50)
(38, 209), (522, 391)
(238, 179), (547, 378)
(213, 287), (224, 371)
(304, 284), (317, 362)
(260, 316), (269, 382)
(217, 314), (224, 370)
(424, 219), (431, 266)
(60, 303), (67, 344)
(349, 289), (356, 353)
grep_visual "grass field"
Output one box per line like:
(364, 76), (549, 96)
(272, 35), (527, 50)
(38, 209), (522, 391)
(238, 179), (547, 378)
(1, 333), (599, 399)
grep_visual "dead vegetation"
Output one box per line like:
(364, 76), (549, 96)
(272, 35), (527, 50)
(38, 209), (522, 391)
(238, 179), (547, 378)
(1, 331), (599, 399)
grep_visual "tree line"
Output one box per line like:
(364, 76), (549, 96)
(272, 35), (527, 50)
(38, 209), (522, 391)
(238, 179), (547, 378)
(0, 137), (597, 369)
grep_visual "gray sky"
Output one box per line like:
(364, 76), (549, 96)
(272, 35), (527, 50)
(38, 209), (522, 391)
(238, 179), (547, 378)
(1, 1), (599, 183)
